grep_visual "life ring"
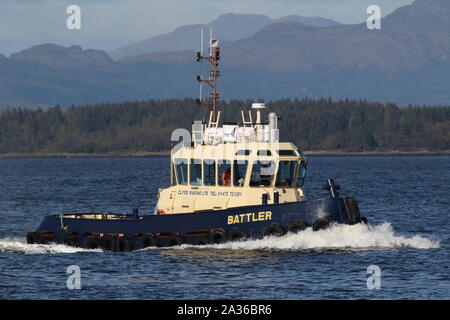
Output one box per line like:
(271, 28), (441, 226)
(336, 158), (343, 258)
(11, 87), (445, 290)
(102, 234), (117, 251)
(208, 229), (227, 244)
(167, 233), (182, 247)
(138, 233), (158, 249)
(312, 218), (331, 231)
(287, 220), (308, 234)
(26, 232), (40, 244)
(82, 236), (101, 249)
(116, 237), (134, 252)
(262, 224), (285, 237)
(228, 227), (248, 242)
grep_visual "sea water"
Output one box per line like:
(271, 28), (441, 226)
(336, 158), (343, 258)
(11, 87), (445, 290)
(0, 156), (448, 299)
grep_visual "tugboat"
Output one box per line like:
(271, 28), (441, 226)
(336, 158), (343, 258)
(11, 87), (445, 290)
(26, 38), (366, 251)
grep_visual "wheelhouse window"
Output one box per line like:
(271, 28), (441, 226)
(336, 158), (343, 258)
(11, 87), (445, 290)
(203, 159), (216, 186)
(233, 160), (248, 187)
(277, 150), (298, 156)
(190, 159), (202, 185)
(257, 150), (272, 156)
(250, 160), (275, 187)
(218, 160), (232, 186)
(174, 158), (188, 185)
(276, 160), (298, 187)
(235, 150), (251, 156)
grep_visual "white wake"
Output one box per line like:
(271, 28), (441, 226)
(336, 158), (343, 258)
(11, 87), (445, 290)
(0, 237), (101, 254)
(0, 223), (440, 254)
(176, 222), (440, 251)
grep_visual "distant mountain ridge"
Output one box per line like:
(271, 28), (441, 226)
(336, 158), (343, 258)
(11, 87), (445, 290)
(0, 0), (450, 108)
(272, 15), (343, 27)
(10, 43), (115, 68)
(128, 0), (450, 74)
(109, 13), (342, 60)
(216, 0), (450, 73)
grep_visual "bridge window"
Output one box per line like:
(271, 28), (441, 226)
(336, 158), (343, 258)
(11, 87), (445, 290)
(174, 158), (188, 185)
(250, 160), (275, 187)
(233, 160), (248, 187)
(190, 159), (202, 185)
(276, 160), (298, 187)
(277, 150), (298, 156)
(218, 160), (232, 186)
(236, 150), (251, 156)
(257, 150), (272, 156)
(204, 159), (216, 186)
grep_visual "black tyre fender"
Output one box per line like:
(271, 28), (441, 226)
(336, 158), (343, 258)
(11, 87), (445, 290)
(196, 236), (209, 246)
(116, 237), (134, 252)
(262, 223), (285, 237)
(82, 236), (101, 249)
(27, 232), (40, 244)
(227, 227), (248, 242)
(287, 220), (309, 234)
(37, 233), (53, 244)
(208, 229), (227, 244)
(64, 235), (79, 247)
(312, 218), (331, 231)
(102, 234), (117, 251)
(167, 233), (182, 247)
(138, 233), (158, 249)
(26, 232), (40, 244)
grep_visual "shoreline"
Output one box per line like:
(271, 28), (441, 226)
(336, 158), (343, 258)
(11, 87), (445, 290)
(1, 150), (449, 158)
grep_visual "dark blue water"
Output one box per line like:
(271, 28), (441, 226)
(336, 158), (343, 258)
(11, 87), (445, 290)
(0, 156), (448, 299)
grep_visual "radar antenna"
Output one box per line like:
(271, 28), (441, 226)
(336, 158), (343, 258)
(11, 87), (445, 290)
(196, 29), (220, 123)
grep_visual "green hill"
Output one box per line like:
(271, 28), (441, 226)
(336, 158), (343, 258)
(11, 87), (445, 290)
(1, 98), (449, 155)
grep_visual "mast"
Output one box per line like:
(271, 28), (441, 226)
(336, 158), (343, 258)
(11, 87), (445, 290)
(196, 36), (220, 123)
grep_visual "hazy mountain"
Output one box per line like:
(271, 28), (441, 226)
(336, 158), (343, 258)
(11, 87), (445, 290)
(272, 15), (342, 27)
(0, 0), (449, 108)
(109, 13), (342, 60)
(219, 1), (450, 73)
(128, 0), (449, 74)
(119, 50), (195, 64)
(109, 13), (272, 60)
(10, 43), (115, 69)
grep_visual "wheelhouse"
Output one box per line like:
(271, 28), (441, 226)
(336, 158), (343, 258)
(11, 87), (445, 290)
(171, 143), (307, 189)
(156, 102), (308, 214)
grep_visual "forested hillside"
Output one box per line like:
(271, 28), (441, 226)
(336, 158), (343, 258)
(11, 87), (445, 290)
(0, 98), (449, 154)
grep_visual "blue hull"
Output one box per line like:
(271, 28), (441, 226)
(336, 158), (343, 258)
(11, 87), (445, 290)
(28, 195), (363, 250)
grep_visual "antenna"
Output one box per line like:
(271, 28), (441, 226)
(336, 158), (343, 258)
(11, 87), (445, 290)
(200, 28), (204, 56)
(199, 75), (203, 101)
(199, 29), (203, 102)
(196, 29), (221, 123)
(209, 29), (213, 55)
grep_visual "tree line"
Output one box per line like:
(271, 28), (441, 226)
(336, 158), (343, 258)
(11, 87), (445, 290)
(0, 98), (449, 154)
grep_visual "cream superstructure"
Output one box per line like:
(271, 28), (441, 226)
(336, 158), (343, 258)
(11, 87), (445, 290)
(156, 104), (308, 214)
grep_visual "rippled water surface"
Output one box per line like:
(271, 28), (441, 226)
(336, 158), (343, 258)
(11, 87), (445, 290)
(0, 156), (448, 299)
